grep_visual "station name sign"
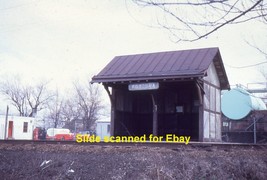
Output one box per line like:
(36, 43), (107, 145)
(128, 82), (159, 91)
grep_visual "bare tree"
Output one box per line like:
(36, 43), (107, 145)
(74, 81), (103, 130)
(0, 77), (27, 116)
(0, 76), (55, 117)
(25, 82), (55, 117)
(43, 80), (104, 131)
(60, 98), (81, 130)
(45, 90), (64, 128)
(130, 0), (267, 42)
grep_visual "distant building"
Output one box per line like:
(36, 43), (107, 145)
(96, 118), (110, 140)
(92, 47), (229, 142)
(0, 115), (35, 140)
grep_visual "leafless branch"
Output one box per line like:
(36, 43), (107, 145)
(246, 39), (267, 57)
(53, 80), (104, 131)
(134, 0), (228, 7)
(0, 76), (55, 117)
(131, 0), (266, 42)
(194, 0), (263, 41)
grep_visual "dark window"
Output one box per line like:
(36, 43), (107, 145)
(23, 122), (28, 133)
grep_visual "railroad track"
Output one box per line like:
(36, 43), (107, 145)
(1, 139), (266, 151)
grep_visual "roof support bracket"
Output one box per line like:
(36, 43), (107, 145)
(196, 79), (204, 105)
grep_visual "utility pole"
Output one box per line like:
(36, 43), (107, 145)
(4, 105), (9, 139)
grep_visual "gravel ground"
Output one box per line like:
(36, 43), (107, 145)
(0, 143), (266, 180)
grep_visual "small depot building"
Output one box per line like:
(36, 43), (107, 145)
(0, 115), (35, 140)
(92, 47), (229, 142)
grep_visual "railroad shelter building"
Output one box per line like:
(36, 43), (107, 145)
(92, 47), (230, 142)
(0, 115), (35, 140)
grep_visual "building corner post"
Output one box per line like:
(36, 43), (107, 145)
(151, 94), (158, 136)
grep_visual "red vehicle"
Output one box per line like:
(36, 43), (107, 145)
(46, 128), (74, 140)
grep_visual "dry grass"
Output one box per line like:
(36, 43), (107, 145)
(0, 144), (266, 180)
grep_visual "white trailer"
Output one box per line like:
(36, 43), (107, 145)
(46, 128), (74, 140)
(96, 118), (110, 140)
(0, 115), (35, 140)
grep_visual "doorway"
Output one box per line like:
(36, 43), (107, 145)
(8, 121), (13, 139)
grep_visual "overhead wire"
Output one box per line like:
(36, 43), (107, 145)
(225, 61), (267, 69)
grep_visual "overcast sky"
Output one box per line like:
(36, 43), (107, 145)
(1, 0), (267, 109)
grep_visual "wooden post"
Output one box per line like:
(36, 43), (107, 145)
(4, 105), (9, 140)
(198, 105), (204, 142)
(104, 85), (115, 136)
(151, 94), (158, 136)
(110, 106), (115, 136)
(253, 117), (256, 144)
(195, 79), (204, 142)
(196, 81), (204, 142)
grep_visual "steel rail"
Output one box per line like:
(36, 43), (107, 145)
(0, 140), (266, 151)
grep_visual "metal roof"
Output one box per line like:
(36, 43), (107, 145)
(92, 47), (229, 89)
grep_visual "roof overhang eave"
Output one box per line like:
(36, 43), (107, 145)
(91, 73), (205, 84)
